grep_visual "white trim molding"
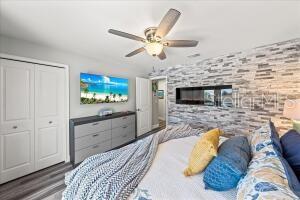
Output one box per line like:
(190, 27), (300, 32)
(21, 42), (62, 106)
(0, 53), (68, 68)
(150, 75), (168, 125)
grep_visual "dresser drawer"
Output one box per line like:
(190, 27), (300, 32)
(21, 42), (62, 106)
(74, 120), (111, 138)
(74, 140), (111, 164)
(111, 115), (135, 129)
(111, 124), (135, 148)
(111, 132), (135, 148)
(75, 130), (111, 151)
(112, 123), (135, 139)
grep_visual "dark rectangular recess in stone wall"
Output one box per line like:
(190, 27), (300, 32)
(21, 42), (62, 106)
(176, 85), (232, 107)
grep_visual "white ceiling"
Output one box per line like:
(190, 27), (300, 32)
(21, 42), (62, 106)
(1, 0), (300, 73)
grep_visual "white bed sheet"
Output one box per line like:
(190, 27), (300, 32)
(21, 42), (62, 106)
(129, 136), (237, 200)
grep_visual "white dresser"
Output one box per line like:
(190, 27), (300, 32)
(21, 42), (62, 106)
(69, 112), (136, 165)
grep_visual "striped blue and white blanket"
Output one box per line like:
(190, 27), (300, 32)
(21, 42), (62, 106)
(62, 124), (199, 200)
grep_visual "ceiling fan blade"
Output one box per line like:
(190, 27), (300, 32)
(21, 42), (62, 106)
(165, 40), (199, 47)
(155, 9), (181, 38)
(157, 51), (166, 60)
(125, 47), (145, 57)
(108, 29), (145, 42)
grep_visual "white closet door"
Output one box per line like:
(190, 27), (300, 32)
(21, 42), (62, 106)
(35, 65), (65, 170)
(0, 59), (35, 184)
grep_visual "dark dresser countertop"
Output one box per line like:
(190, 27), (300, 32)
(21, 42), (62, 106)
(70, 111), (136, 126)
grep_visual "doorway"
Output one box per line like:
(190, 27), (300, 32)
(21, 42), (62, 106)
(151, 76), (167, 130)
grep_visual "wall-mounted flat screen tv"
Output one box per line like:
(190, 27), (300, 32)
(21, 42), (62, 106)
(80, 73), (128, 104)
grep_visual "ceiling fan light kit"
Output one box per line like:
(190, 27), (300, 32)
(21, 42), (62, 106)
(108, 8), (199, 60)
(145, 42), (163, 56)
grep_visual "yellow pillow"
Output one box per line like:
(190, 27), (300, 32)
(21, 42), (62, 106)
(183, 128), (221, 176)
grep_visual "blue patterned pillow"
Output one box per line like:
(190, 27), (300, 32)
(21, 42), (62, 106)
(203, 136), (250, 191)
(250, 124), (272, 154)
(237, 123), (299, 199)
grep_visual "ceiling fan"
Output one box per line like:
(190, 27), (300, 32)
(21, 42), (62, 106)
(108, 8), (199, 60)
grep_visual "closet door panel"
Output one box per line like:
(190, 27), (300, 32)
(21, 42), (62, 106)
(37, 126), (59, 160)
(38, 69), (58, 117)
(0, 131), (34, 183)
(0, 59), (34, 132)
(3, 131), (32, 169)
(35, 65), (65, 170)
(4, 67), (30, 121)
(0, 59), (35, 184)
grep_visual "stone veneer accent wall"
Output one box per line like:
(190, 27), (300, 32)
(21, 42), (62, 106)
(150, 38), (300, 136)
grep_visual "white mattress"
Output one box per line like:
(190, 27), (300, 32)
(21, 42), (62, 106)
(129, 136), (237, 200)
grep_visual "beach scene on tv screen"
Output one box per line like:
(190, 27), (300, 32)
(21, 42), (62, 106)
(80, 73), (128, 104)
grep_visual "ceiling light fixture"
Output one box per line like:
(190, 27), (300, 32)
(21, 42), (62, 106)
(108, 8), (199, 60)
(145, 42), (164, 56)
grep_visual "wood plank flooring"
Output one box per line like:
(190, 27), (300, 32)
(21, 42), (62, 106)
(0, 127), (164, 200)
(0, 162), (73, 200)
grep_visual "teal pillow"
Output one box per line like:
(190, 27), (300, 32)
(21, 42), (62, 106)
(203, 136), (250, 191)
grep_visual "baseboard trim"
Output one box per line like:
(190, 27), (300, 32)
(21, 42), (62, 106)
(158, 117), (165, 121)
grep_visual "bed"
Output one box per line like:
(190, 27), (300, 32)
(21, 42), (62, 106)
(63, 124), (299, 200)
(129, 135), (237, 200)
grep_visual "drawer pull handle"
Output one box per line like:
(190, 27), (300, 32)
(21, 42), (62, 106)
(92, 145), (99, 149)
(122, 126), (128, 129)
(92, 134), (99, 137)
(92, 123), (99, 126)
(12, 126), (18, 129)
(49, 121), (53, 124)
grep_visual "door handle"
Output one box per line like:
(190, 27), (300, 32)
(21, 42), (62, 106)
(92, 134), (99, 137)
(136, 108), (141, 111)
(122, 125), (128, 129)
(49, 121), (53, 124)
(12, 125), (18, 129)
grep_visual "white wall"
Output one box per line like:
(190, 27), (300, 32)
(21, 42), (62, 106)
(0, 35), (148, 118)
(157, 79), (166, 121)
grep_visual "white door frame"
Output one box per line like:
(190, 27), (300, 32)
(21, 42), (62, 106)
(150, 76), (168, 125)
(0, 53), (70, 162)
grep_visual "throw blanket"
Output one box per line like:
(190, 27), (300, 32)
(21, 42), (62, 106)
(63, 124), (199, 200)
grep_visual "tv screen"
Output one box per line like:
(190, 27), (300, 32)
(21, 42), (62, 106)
(80, 73), (128, 104)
